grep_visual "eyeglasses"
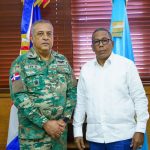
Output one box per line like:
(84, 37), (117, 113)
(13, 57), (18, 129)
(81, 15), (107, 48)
(92, 38), (111, 46)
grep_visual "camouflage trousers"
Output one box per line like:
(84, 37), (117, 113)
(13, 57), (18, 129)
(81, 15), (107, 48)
(19, 129), (67, 150)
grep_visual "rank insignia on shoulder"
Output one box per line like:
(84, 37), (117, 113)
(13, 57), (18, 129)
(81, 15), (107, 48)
(57, 60), (64, 63)
(11, 72), (21, 82)
(57, 60), (66, 66)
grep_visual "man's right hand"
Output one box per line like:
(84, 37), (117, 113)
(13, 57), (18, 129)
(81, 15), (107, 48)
(43, 120), (65, 138)
(74, 137), (85, 150)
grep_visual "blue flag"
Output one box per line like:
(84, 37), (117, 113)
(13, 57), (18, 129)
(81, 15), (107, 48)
(110, 0), (148, 150)
(110, 0), (134, 61)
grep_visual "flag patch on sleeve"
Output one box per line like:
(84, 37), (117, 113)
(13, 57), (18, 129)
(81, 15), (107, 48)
(11, 72), (21, 82)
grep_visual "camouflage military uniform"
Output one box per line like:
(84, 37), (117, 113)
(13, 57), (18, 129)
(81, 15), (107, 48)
(9, 48), (77, 150)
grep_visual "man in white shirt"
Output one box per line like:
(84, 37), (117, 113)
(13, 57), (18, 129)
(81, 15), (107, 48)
(73, 28), (149, 150)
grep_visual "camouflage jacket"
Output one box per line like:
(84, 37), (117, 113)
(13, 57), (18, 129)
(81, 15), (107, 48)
(9, 48), (77, 139)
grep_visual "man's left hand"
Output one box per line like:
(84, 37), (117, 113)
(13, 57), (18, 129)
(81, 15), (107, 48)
(131, 132), (144, 150)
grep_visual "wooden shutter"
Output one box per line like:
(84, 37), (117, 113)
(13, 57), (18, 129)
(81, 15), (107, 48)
(127, 0), (150, 84)
(71, 0), (112, 77)
(41, 0), (73, 65)
(71, 0), (150, 84)
(0, 0), (22, 90)
(0, 0), (72, 90)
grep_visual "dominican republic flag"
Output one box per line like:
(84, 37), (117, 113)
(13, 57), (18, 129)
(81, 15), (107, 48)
(6, 0), (43, 149)
(110, 0), (148, 150)
(20, 0), (42, 55)
(11, 73), (20, 82)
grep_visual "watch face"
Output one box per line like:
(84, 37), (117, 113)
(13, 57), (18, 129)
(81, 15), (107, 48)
(63, 117), (69, 123)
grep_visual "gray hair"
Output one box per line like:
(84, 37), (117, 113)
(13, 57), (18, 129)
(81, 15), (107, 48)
(92, 28), (112, 41)
(31, 19), (54, 36)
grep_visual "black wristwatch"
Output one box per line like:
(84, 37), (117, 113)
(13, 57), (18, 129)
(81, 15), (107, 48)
(62, 117), (69, 123)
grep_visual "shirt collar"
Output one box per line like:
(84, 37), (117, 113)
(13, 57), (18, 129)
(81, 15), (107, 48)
(108, 52), (115, 63)
(27, 47), (55, 62)
(94, 52), (115, 66)
(27, 47), (37, 58)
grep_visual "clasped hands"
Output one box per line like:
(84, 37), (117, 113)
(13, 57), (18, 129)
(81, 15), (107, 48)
(43, 119), (66, 139)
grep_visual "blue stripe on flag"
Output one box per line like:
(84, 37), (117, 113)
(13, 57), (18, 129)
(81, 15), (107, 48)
(21, 0), (34, 34)
(6, 136), (19, 150)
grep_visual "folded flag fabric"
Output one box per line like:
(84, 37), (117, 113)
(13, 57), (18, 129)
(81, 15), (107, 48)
(20, 0), (41, 55)
(6, 105), (19, 150)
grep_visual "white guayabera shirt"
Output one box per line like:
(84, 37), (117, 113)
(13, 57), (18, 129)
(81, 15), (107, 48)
(73, 52), (149, 143)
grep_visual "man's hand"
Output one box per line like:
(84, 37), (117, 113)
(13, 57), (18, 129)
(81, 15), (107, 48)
(74, 137), (85, 150)
(43, 120), (66, 138)
(57, 119), (66, 133)
(131, 132), (144, 150)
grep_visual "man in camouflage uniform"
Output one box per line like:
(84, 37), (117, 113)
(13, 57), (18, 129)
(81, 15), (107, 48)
(9, 20), (77, 150)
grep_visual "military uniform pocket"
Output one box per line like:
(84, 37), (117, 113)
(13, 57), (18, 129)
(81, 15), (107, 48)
(25, 72), (45, 91)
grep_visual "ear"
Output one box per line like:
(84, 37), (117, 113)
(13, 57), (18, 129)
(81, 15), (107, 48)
(30, 35), (33, 43)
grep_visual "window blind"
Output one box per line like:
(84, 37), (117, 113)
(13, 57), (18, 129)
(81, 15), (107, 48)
(71, 0), (150, 84)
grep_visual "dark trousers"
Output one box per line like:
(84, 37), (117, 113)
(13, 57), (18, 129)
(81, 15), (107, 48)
(89, 139), (132, 150)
